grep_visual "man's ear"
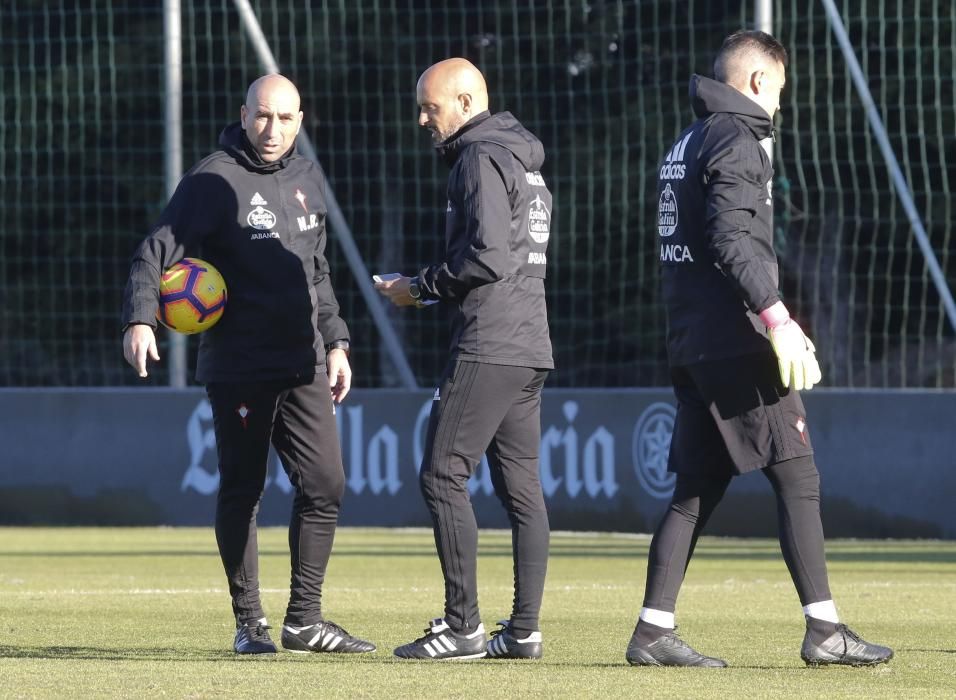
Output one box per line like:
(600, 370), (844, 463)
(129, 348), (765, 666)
(750, 70), (764, 94)
(240, 104), (248, 129)
(458, 92), (473, 115)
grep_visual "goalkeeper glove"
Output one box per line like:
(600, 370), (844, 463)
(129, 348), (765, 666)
(760, 301), (822, 391)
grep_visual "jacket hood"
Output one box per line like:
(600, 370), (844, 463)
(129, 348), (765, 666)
(436, 111), (545, 170)
(219, 122), (298, 172)
(689, 75), (774, 140)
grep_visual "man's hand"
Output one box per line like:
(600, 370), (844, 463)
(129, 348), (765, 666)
(327, 348), (352, 403)
(761, 302), (822, 391)
(123, 324), (160, 378)
(374, 275), (418, 307)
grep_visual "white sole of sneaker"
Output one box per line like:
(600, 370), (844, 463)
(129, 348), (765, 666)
(395, 652), (488, 661)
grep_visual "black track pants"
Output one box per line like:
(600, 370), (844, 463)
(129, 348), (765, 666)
(419, 361), (550, 636)
(642, 455), (832, 612)
(206, 373), (345, 627)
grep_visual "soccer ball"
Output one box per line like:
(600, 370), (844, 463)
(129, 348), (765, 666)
(157, 258), (227, 334)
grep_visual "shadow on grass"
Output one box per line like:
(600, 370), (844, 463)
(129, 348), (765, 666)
(0, 645), (234, 661)
(0, 645), (392, 663)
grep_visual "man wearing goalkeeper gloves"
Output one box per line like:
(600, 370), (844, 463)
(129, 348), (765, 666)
(626, 30), (892, 669)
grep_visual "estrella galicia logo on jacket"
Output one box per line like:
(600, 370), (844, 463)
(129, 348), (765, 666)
(247, 205), (277, 230)
(528, 194), (550, 243)
(658, 183), (693, 263)
(658, 183), (678, 237)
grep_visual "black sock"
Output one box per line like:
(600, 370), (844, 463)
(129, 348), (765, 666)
(509, 623), (537, 639)
(283, 616), (322, 628)
(448, 621), (479, 635)
(634, 619), (673, 645)
(805, 615), (839, 643)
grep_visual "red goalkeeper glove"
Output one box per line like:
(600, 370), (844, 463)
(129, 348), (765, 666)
(760, 301), (822, 391)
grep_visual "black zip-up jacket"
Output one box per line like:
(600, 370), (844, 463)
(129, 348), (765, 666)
(418, 111), (554, 369)
(657, 75), (781, 366)
(121, 123), (349, 383)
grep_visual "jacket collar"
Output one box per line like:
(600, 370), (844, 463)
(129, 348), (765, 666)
(435, 111), (492, 166)
(689, 75), (774, 141)
(219, 122), (297, 173)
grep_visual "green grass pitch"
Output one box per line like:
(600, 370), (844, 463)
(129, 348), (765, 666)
(1, 528), (954, 697)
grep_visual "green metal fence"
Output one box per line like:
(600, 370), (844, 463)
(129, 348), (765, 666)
(2, 0), (952, 387)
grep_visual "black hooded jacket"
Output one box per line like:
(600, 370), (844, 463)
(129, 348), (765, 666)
(121, 123), (349, 383)
(657, 75), (782, 366)
(418, 111), (554, 369)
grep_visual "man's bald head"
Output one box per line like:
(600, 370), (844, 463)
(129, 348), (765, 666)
(416, 58), (489, 143)
(417, 58), (489, 111)
(245, 74), (301, 110)
(714, 30), (788, 118)
(240, 74), (303, 162)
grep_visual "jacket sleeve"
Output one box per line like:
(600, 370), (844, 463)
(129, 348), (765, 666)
(418, 148), (512, 301)
(121, 169), (222, 328)
(702, 138), (780, 314)
(312, 178), (350, 344)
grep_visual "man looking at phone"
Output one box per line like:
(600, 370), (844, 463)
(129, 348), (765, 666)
(376, 58), (554, 661)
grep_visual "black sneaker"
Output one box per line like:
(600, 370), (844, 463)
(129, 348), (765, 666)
(281, 620), (376, 654)
(394, 618), (487, 660)
(626, 625), (727, 667)
(234, 618), (277, 655)
(486, 620), (543, 659)
(801, 623), (893, 667)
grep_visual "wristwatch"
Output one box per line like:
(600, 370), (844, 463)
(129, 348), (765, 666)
(325, 339), (350, 357)
(408, 277), (422, 301)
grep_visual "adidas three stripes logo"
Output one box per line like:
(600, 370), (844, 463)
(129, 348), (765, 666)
(424, 634), (458, 657)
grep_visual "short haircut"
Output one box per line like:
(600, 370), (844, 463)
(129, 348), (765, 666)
(713, 30), (789, 85)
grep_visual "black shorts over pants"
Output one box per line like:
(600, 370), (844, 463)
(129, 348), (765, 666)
(668, 351), (814, 477)
(641, 350), (833, 612)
